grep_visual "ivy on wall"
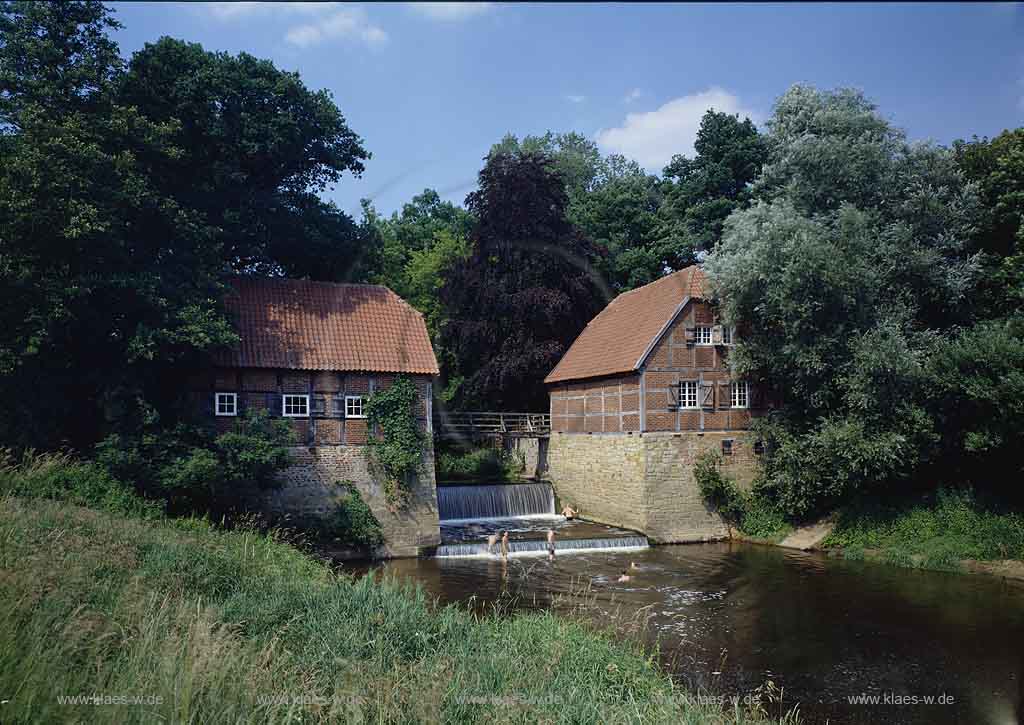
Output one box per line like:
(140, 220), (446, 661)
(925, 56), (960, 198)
(365, 376), (425, 507)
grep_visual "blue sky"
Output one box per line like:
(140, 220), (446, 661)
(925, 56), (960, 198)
(110, 2), (1024, 217)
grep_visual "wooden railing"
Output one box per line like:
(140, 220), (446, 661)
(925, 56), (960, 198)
(434, 411), (551, 439)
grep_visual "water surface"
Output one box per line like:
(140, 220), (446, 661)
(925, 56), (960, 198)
(368, 540), (1024, 724)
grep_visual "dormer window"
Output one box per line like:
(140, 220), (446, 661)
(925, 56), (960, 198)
(695, 326), (713, 345)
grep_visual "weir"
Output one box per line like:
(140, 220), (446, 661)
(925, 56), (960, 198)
(435, 481), (649, 557)
(436, 536), (649, 559)
(437, 482), (555, 521)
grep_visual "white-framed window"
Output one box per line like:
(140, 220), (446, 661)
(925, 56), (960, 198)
(282, 394), (309, 417)
(731, 381), (749, 409)
(679, 380), (699, 409)
(345, 395), (366, 418)
(695, 326), (713, 345)
(215, 392), (237, 417)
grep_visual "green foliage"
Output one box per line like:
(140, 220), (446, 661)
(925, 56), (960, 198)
(365, 376), (426, 507)
(328, 482), (384, 549)
(659, 110), (767, 256)
(706, 84), (983, 516)
(437, 445), (522, 482)
(954, 129), (1024, 316)
(0, 2), (370, 453)
(0, 449), (163, 519)
(95, 409), (293, 511)
(921, 316), (1024, 488)
(824, 488), (1024, 564)
(0, 495), (794, 724)
(694, 452), (790, 541)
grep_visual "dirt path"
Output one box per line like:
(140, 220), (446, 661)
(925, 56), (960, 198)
(778, 518), (835, 550)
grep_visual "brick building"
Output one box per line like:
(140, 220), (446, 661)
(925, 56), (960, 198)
(191, 277), (442, 557)
(544, 266), (766, 542)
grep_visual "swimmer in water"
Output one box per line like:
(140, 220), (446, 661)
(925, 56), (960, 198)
(500, 530), (509, 560)
(561, 504), (577, 520)
(487, 533), (498, 555)
(617, 570), (632, 583)
(546, 528), (556, 560)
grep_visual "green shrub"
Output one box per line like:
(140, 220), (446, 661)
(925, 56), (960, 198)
(0, 449), (163, 519)
(96, 409), (293, 510)
(437, 446), (521, 482)
(824, 487), (1024, 564)
(694, 452), (747, 523)
(695, 452), (791, 540)
(365, 376), (426, 507)
(328, 482), (384, 549)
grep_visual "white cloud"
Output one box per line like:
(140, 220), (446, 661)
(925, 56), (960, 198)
(407, 2), (493, 21)
(596, 88), (759, 170)
(203, 3), (387, 49)
(623, 88), (643, 104)
(204, 2), (331, 21)
(565, 94), (586, 104)
(285, 8), (389, 48)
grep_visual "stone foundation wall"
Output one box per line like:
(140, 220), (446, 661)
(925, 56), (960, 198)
(236, 445), (441, 558)
(547, 431), (760, 543)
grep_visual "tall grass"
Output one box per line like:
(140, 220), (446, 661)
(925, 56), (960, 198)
(824, 487), (1024, 570)
(0, 453), (795, 724)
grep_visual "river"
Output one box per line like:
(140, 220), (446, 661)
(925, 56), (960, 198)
(359, 484), (1024, 724)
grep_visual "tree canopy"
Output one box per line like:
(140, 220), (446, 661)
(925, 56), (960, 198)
(440, 150), (602, 410)
(0, 1), (370, 450)
(705, 85), (1011, 514)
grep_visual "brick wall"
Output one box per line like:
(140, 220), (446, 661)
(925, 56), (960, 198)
(193, 367), (433, 447)
(549, 374), (640, 433)
(547, 431), (760, 543)
(640, 300), (767, 432)
(192, 366), (439, 558)
(548, 300), (767, 434)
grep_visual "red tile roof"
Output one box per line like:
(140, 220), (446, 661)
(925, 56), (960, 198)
(544, 266), (708, 384)
(216, 278), (439, 375)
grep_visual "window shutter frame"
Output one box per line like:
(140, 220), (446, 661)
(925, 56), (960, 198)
(700, 382), (715, 409)
(718, 382), (732, 409)
(684, 326), (696, 345)
(312, 395), (326, 416)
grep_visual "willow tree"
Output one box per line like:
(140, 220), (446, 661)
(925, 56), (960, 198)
(706, 85), (982, 515)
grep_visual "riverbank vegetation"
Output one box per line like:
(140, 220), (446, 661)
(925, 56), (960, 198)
(823, 488), (1024, 572)
(436, 443), (525, 483)
(0, 453), (795, 724)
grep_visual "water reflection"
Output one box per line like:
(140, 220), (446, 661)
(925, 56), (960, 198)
(361, 541), (1024, 724)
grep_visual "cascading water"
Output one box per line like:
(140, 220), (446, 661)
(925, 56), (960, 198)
(438, 482), (555, 521)
(436, 536), (649, 559)
(435, 481), (649, 557)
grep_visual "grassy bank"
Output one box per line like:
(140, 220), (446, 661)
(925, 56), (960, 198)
(0, 456), (792, 724)
(822, 488), (1024, 573)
